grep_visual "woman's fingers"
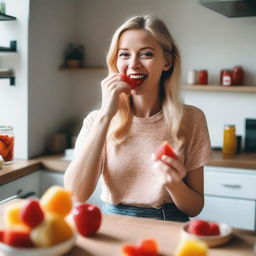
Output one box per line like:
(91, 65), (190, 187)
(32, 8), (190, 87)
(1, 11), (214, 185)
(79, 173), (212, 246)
(160, 155), (187, 179)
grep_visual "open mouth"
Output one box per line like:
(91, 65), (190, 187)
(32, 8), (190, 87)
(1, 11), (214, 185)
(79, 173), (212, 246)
(129, 74), (148, 87)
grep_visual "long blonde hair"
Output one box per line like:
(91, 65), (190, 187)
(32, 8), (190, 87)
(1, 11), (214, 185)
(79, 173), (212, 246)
(106, 15), (184, 149)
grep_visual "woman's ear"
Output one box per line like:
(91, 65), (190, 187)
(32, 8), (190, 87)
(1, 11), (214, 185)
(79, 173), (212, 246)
(163, 56), (172, 71)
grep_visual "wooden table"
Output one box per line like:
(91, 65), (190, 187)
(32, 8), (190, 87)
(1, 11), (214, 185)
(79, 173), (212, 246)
(1, 204), (255, 256)
(68, 214), (255, 256)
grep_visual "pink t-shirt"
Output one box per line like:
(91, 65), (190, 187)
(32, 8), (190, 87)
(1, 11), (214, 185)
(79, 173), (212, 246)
(75, 104), (212, 208)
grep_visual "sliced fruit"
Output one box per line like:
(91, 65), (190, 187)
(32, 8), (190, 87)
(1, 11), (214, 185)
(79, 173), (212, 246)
(175, 239), (208, 256)
(20, 199), (44, 228)
(155, 141), (178, 160)
(40, 185), (72, 217)
(31, 213), (73, 247)
(4, 202), (26, 228)
(121, 74), (137, 89)
(3, 228), (34, 248)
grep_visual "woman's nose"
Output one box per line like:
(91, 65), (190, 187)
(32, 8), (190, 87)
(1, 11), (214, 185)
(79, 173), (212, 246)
(128, 56), (141, 69)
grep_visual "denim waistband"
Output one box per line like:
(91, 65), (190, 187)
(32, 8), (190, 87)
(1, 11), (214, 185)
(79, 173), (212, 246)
(103, 202), (189, 222)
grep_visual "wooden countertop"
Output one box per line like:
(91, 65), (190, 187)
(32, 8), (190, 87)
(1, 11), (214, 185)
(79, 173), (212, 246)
(0, 199), (255, 255)
(0, 200), (255, 256)
(1, 150), (256, 186)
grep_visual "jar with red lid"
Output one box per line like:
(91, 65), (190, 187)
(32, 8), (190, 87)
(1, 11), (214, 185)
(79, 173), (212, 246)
(232, 66), (244, 85)
(222, 70), (232, 86)
(198, 70), (208, 85)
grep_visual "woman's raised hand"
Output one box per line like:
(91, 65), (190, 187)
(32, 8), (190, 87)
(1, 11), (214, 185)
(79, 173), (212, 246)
(100, 73), (131, 118)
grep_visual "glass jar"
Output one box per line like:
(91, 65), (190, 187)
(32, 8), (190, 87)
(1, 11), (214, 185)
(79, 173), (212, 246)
(0, 126), (14, 164)
(222, 70), (232, 86)
(187, 70), (198, 85)
(223, 125), (237, 154)
(198, 70), (208, 85)
(232, 66), (244, 85)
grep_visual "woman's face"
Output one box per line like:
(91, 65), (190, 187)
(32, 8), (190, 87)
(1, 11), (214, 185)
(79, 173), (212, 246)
(116, 29), (170, 94)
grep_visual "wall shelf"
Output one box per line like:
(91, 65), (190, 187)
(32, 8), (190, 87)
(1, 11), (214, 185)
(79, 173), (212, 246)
(0, 41), (17, 52)
(0, 76), (15, 86)
(0, 13), (16, 21)
(183, 85), (256, 93)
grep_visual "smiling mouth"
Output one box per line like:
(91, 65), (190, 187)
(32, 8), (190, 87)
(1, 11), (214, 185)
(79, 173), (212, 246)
(129, 74), (148, 87)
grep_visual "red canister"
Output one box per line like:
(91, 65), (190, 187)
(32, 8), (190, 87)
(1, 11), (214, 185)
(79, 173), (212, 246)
(222, 70), (232, 86)
(232, 66), (244, 85)
(198, 70), (208, 85)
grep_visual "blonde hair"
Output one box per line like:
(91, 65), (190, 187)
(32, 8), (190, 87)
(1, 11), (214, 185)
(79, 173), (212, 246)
(106, 15), (184, 149)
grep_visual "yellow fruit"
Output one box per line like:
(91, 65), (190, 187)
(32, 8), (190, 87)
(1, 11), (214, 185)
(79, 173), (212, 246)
(175, 239), (208, 256)
(31, 213), (73, 247)
(40, 185), (72, 217)
(4, 202), (26, 228)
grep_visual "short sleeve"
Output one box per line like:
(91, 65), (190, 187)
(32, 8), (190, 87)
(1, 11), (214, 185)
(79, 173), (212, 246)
(74, 110), (99, 157)
(183, 107), (212, 171)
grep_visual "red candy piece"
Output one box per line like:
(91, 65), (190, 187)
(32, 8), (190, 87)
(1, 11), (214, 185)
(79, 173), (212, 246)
(155, 141), (178, 160)
(208, 222), (220, 235)
(3, 229), (34, 248)
(20, 200), (44, 228)
(73, 203), (102, 237)
(122, 239), (158, 256)
(188, 219), (210, 236)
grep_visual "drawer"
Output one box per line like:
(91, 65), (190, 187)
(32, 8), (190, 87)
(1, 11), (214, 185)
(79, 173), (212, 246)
(198, 196), (255, 230)
(204, 169), (256, 200)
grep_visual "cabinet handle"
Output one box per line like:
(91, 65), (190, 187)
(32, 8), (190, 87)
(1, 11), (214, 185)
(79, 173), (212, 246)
(222, 184), (241, 189)
(0, 190), (36, 205)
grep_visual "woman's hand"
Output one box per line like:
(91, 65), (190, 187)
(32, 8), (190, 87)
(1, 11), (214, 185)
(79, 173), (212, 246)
(152, 154), (188, 188)
(100, 73), (131, 118)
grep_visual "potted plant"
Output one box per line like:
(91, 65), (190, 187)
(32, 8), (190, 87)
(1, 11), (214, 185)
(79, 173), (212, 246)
(64, 43), (85, 68)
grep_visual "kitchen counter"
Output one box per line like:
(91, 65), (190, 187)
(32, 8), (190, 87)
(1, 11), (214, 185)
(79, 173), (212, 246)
(0, 200), (255, 256)
(1, 150), (256, 185)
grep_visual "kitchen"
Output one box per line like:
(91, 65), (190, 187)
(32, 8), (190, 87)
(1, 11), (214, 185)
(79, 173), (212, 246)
(0, 0), (256, 255)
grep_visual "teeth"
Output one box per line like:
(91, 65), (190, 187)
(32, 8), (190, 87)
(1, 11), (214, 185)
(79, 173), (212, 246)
(129, 74), (147, 79)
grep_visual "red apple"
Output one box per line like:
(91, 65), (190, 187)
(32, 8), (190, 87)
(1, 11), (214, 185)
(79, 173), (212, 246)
(188, 219), (210, 236)
(208, 222), (220, 235)
(73, 203), (102, 237)
(20, 199), (44, 228)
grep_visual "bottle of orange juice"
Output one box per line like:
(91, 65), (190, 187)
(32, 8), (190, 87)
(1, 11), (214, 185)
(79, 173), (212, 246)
(223, 125), (237, 154)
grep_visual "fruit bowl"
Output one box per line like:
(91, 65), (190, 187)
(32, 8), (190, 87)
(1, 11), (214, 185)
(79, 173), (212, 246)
(0, 234), (76, 256)
(181, 222), (232, 247)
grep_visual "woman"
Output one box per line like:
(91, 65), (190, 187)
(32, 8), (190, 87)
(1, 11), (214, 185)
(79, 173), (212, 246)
(64, 15), (212, 222)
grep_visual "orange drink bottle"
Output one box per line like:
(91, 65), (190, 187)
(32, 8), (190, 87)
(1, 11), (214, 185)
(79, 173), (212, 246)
(223, 125), (237, 154)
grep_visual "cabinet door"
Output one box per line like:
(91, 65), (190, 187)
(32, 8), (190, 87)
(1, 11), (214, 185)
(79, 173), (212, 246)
(198, 196), (255, 230)
(39, 170), (103, 209)
(0, 172), (40, 202)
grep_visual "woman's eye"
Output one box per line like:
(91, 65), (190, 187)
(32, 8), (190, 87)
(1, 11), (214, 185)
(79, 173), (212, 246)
(141, 52), (153, 57)
(119, 52), (130, 58)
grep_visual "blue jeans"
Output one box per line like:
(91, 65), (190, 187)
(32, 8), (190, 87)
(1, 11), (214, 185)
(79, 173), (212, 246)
(103, 203), (189, 222)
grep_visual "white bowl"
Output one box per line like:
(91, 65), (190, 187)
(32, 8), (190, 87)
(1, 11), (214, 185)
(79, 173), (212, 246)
(0, 235), (76, 256)
(181, 222), (233, 247)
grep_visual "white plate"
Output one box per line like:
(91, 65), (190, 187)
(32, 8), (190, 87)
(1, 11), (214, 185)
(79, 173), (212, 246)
(181, 222), (233, 247)
(0, 235), (76, 256)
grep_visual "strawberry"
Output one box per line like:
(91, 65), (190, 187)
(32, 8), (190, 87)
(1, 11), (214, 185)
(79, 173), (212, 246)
(20, 200), (44, 228)
(208, 222), (220, 235)
(155, 141), (178, 160)
(188, 219), (210, 236)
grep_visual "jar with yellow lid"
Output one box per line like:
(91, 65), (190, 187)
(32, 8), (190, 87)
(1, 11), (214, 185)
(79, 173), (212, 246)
(223, 125), (237, 154)
(0, 126), (14, 164)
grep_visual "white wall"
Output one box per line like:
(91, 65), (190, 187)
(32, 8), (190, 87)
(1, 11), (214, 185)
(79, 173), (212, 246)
(0, 0), (29, 159)
(28, 0), (78, 157)
(74, 0), (256, 147)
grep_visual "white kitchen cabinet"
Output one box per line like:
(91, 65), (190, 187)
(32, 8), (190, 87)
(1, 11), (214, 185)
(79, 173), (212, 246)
(39, 170), (103, 209)
(198, 166), (256, 230)
(0, 171), (40, 202)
